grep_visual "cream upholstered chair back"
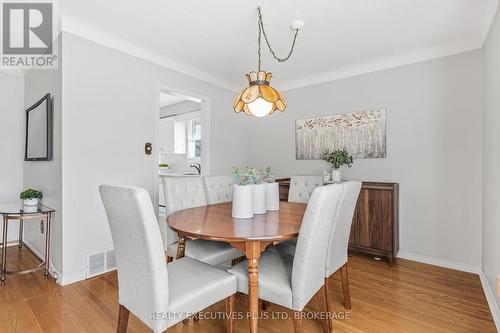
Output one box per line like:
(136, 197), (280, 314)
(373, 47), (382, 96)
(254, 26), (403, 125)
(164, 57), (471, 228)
(291, 184), (343, 310)
(99, 185), (169, 333)
(325, 181), (362, 277)
(203, 176), (233, 204)
(288, 175), (324, 203)
(161, 177), (207, 247)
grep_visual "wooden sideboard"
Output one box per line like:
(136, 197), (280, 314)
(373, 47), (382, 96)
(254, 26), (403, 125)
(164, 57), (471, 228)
(276, 179), (399, 265)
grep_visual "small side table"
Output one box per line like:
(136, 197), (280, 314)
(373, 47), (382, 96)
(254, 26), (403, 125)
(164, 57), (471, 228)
(0, 202), (54, 286)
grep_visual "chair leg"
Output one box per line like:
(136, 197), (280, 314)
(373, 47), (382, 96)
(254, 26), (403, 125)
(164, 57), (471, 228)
(166, 255), (173, 263)
(324, 278), (332, 332)
(292, 311), (303, 333)
(316, 286), (330, 333)
(226, 295), (235, 333)
(117, 305), (129, 333)
(340, 263), (351, 310)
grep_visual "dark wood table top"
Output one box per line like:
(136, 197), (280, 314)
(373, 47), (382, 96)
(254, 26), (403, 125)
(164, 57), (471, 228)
(167, 201), (307, 242)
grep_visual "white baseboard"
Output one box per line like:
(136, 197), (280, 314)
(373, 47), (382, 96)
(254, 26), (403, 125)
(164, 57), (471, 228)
(22, 239), (62, 285)
(480, 270), (500, 331)
(60, 270), (86, 286)
(397, 250), (480, 274)
(398, 251), (500, 331)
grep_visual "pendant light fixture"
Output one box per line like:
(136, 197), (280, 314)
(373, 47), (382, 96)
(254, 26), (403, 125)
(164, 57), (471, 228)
(234, 5), (303, 117)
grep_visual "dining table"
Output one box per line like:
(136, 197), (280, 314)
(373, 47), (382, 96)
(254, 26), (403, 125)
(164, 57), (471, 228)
(167, 201), (307, 333)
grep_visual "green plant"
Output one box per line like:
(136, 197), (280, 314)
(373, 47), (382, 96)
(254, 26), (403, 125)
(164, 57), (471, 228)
(322, 148), (353, 169)
(20, 189), (43, 200)
(232, 166), (263, 185)
(159, 163), (169, 168)
(261, 166), (275, 183)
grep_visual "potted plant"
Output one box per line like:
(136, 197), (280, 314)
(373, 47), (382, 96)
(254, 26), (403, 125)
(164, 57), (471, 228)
(322, 148), (353, 183)
(231, 167), (254, 218)
(261, 167), (279, 211)
(248, 167), (266, 214)
(20, 188), (43, 206)
(159, 163), (169, 172)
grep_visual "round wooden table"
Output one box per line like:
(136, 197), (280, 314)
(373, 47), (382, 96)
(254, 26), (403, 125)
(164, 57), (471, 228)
(168, 201), (307, 333)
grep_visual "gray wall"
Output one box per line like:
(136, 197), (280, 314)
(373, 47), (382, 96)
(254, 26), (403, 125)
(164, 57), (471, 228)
(0, 72), (24, 242)
(60, 32), (249, 283)
(248, 50), (483, 269)
(483, 4), (500, 317)
(23, 35), (63, 277)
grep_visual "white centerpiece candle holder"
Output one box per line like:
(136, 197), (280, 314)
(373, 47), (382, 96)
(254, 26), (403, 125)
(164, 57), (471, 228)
(252, 183), (267, 214)
(232, 184), (254, 219)
(265, 182), (280, 211)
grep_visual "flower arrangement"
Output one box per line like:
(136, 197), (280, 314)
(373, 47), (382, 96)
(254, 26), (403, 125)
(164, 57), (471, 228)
(322, 148), (353, 169)
(261, 167), (275, 183)
(20, 188), (43, 200)
(232, 166), (269, 185)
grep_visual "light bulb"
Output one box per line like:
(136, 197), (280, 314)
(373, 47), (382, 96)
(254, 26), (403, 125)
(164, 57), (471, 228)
(248, 97), (273, 117)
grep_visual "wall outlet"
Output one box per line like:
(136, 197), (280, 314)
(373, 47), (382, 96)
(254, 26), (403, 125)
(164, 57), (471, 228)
(497, 276), (500, 297)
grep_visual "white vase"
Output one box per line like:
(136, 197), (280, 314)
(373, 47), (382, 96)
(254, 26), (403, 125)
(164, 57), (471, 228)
(232, 185), (254, 219)
(23, 205), (37, 213)
(23, 198), (38, 206)
(252, 183), (267, 214)
(331, 169), (342, 183)
(265, 182), (280, 211)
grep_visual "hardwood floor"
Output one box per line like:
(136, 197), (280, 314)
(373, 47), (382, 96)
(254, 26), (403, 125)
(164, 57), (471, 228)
(0, 246), (496, 333)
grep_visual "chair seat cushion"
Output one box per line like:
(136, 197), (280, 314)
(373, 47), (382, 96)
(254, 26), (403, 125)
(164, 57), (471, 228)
(270, 238), (297, 257)
(167, 257), (236, 326)
(228, 250), (293, 309)
(169, 239), (243, 266)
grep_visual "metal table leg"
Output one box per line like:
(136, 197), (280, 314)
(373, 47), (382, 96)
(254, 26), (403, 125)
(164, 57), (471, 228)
(1, 216), (8, 286)
(18, 219), (23, 248)
(44, 212), (51, 279)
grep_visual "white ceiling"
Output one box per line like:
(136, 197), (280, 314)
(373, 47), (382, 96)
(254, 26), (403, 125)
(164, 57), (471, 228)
(61, 0), (499, 92)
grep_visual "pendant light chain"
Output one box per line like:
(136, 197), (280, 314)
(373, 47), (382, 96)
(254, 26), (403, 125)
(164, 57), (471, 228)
(257, 6), (299, 72)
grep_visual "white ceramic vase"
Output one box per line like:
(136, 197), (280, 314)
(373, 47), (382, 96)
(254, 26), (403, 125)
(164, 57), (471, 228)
(252, 183), (267, 214)
(23, 205), (37, 213)
(23, 198), (38, 206)
(331, 169), (342, 183)
(265, 182), (280, 211)
(232, 185), (254, 219)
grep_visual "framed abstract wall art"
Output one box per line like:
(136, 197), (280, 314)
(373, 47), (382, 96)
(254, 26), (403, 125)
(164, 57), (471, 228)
(295, 108), (386, 159)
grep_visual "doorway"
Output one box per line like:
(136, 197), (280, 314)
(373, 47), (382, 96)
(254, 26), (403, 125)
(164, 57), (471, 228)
(155, 86), (211, 216)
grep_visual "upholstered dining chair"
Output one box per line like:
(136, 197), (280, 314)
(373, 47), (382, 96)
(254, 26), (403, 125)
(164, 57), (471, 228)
(203, 176), (233, 204)
(273, 181), (361, 327)
(288, 175), (324, 204)
(162, 177), (242, 265)
(228, 184), (344, 333)
(99, 185), (236, 333)
(272, 175), (324, 264)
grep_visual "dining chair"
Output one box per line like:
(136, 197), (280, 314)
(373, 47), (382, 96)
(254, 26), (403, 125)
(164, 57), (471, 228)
(274, 175), (324, 259)
(228, 184), (344, 333)
(288, 175), (324, 204)
(162, 177), (243, 265)
(203, 176), (233, 204)
(272, 181), (361, 328)
(99, 185), (236, 333)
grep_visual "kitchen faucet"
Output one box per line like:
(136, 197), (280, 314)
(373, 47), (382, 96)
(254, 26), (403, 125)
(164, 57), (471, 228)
(190, 163), (201, 175)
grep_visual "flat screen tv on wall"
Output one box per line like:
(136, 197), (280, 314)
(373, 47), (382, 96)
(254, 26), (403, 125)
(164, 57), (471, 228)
(25, 93), (53, 161)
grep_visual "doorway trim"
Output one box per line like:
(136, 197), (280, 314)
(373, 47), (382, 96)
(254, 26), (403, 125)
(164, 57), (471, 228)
(154, 83), (212, 211)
